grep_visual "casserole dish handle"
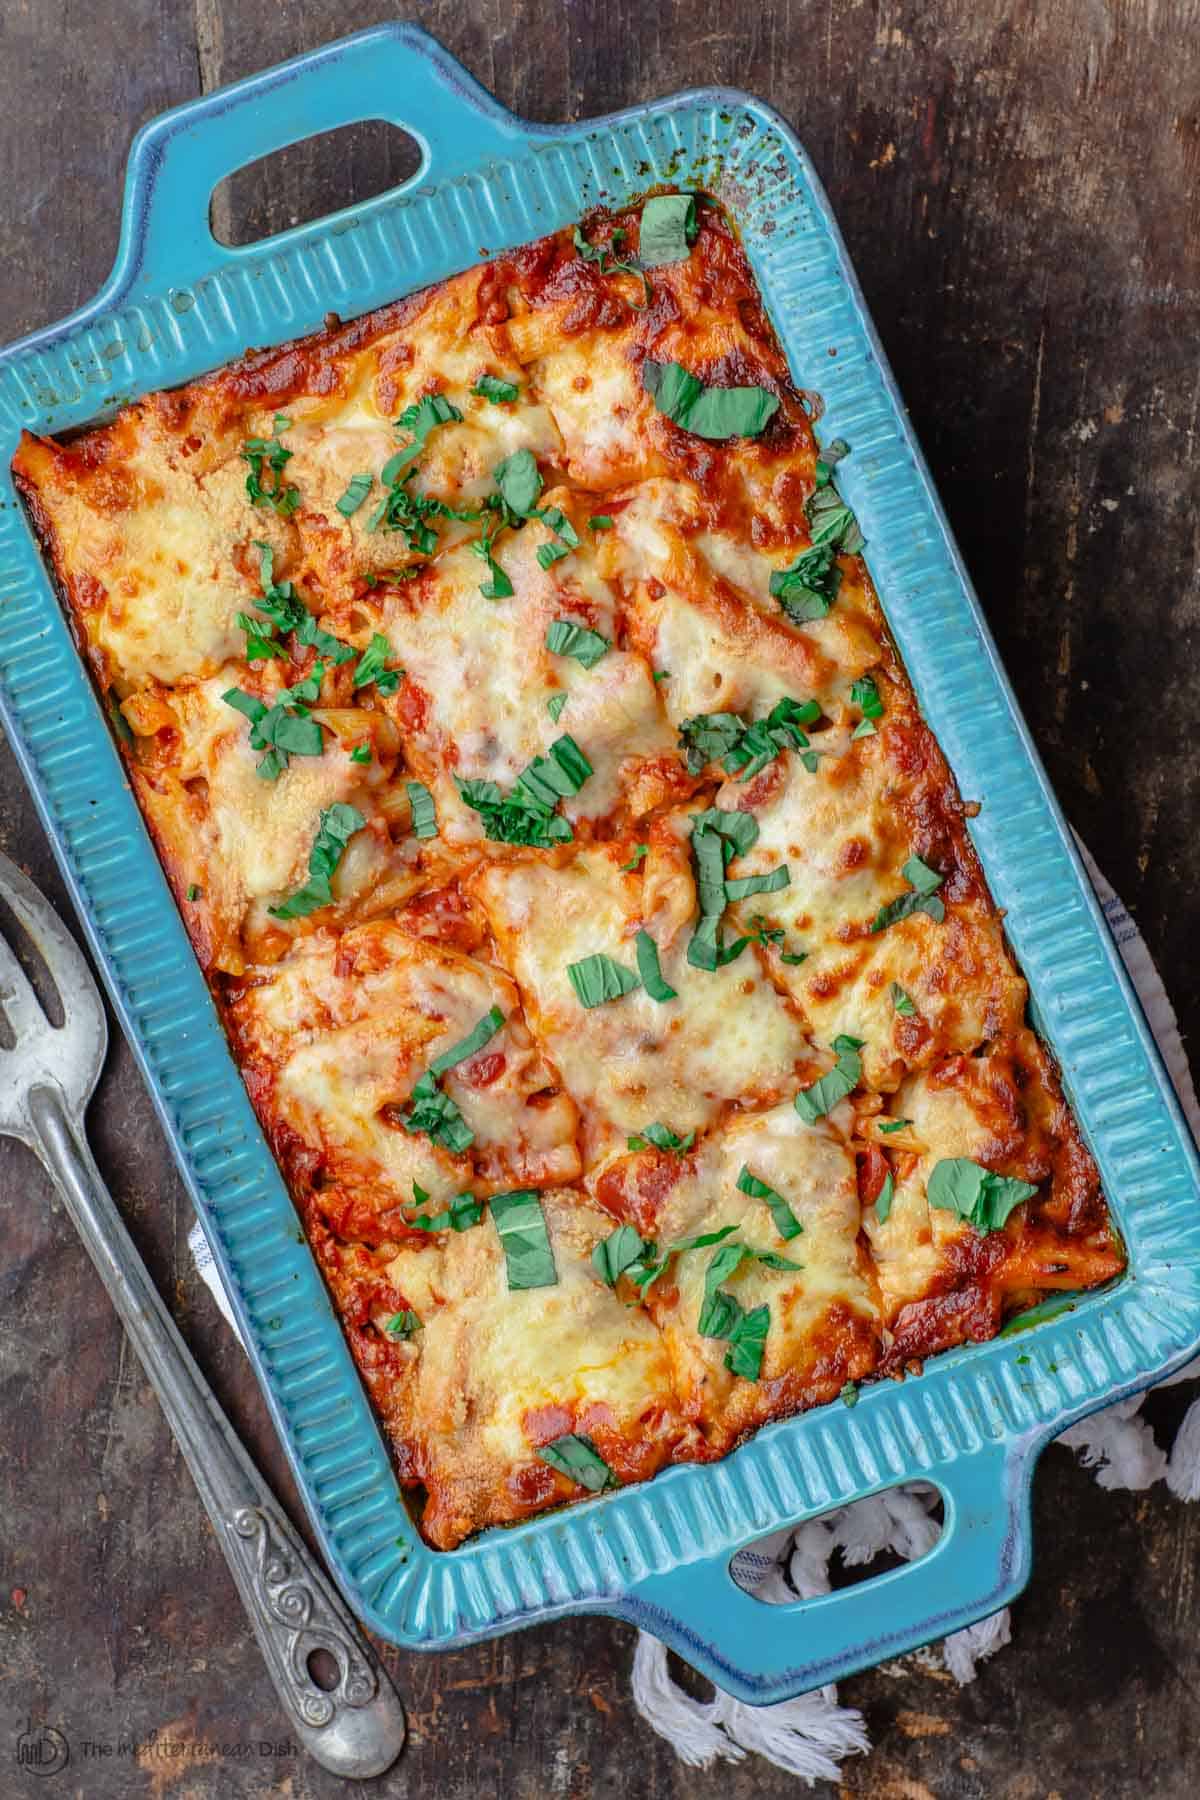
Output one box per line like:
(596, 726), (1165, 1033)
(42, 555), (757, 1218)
(622, 1435), (1035, 1704)
(116, 23), (527, 291)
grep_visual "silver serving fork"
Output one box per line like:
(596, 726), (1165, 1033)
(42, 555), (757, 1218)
(0, 851), (406, 1780)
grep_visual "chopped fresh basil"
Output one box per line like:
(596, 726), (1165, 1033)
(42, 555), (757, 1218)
(871, 855), (946, 932)
(350, 743), (372, 765)
(235, 610), (285, 662)
(224, 667), (329, 781)
(400, 1007), (506, 1154)
(770, 543), (842, 623)
(186, 883), (200, 901)
(536, 1432), (618, 1492)
(335, 472), (373, 517)
(268, 802), (365, 920)
(874, 1171), (895, 1224)
(678, 711), (745, 773)
(635, 928), (677, 1002)
(642, 359), (779, 440)
(572, 223), (651, 305)
(736, 1165), (804, 1241)
(430, 1005), (506, 1078)
(927, 1158), (1038, 1234)
(588, 514), (614, 530)
(592, 1223), (655, 1287)
(457, 735), (590, 847)
(794, 1040), (863, 1124)
(890, 981), (916, 1017)
(494, 447), (544, 517)
(840, 1381), (860, 1408)
(405, 1190), (484, 1232)
(384, 1310), (422, 1339)
(695, 1242), (775, 1380)
(851, 674), (883, 720)
(724, 865), (790, 902)
(367, 393), (465, 545)
(241, 415), (300, 515)
(687, 806), (761, 970)
(353, 632), (401, 696)
(473, 374), (520, 403)
(639, 193), (699, 266)
(627, 1123), (695, 1155)
(246, 542), (356, 668)
(470, 530), (514, 600)
(620, 844), (649, 871)
(879, 1118), (911, 1135)
(567, 952), (640, 1008)
(546, 618), (610, 668)
(491, 1189), (558, 1290)
(547, 691), (568, 723)
(407, 781), (437, 839)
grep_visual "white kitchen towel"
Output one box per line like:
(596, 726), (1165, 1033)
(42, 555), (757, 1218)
(187, 844), (1199, 1783)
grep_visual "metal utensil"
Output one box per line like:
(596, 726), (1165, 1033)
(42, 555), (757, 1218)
(0, 851), (406, 1780)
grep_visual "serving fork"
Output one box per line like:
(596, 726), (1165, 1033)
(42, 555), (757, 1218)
(0, 850), (406, 1780)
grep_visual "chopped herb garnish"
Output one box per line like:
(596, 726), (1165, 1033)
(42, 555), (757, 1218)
(927, 1159), (1038, 1235)
(241, 414), (300, 515)
(567, 952), (640, 1008)
(470, 528), (513, 600)
(619, 843), (649, 871)
(639, 192), (699, 266)
(335, 472), (373, 517)
(794, 1039), (863, 1124)
(696, 1241), (791, 1382)
(186, 883), (200, 901)
(243, 542), (356, 669)
(350, 743), (372, 765)
(384, 1310), (422, 1339)
(107, 688), (134, 745)
(635, 928), (677, 1002)
(405, 1190), (484, 1233)
(429, 1006), (506, 1079)
(491, 1189), (558, 1290)
(874, 1171), (895, 1224)
(770, 543), (842, 623)
(353, 632), (401, 696)
(592, 1223), (656, 1287)
(457, 735), (590, 847)
(724, 865), (790, 902)
(736, 1166), (803, 1241)
(546, 691), (568, 723)
(546, 618), (610, 668)
(473, 374), (520, 404)
(235, 610), (285, 662)
(627, 1123), (695, 1155)
(851, 674), (883, 721)
(536, 1433), (619, 1492)
(879, 1118), (912, 1135)
(653, 669), (669, 683)
(871, 855), (946, 932)
(890, 981), (917, 1017)
(680, 697), (821, 781)
(494, 447), (544, 516)
(399, 1007), (506, 1154)
(535, 505), (581, 570)
(588, 514), (614, 530)
(368, 393), (465, 546)
(687, 807), (760, 971)
(223, 665), (327, 782)
(642, 359), (779, 440)
(267, 802), (365, 920)
(840, 1381), (860, 1408)
(407, 781), (437, 839)
(573, 223), (651, 305)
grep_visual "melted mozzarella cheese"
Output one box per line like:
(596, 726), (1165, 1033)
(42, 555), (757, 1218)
(472, 847), (809, 1165)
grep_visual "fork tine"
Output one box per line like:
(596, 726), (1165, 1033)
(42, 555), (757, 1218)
(0, 852), (106, 1054)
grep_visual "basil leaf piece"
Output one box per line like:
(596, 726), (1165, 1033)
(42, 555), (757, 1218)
(619, 844), (649, 872)
(405, 1191), (484, 1232)
(430, 1005), (506, 1078)
(536, 1432), (619, 1492)
(335, 472), (373, 517)
(678, 711), (744, 774)
(350, 744), (372, 765)
(635, 929), (677, 1002)
(572, 224), (651, 305)
(400, 1073), (474, 1154)
(592, 1223), (654, 1287)
(491, 1189), (558, 1291)
(736, 1165), (804, 1240)
(470, 532), (514, 600)
(407, 781), (438, 840)
(236, 611), (286, 662)
(890, 981), (916, 1017)
(384, 1310), (422, 1339)
(567, 953), (640, 1008)
(851, 674), (884, 720)
(642, 359), (779, 440)
(840, 1381), (860, 1408)
(588, 514), (614, 530)
(874, 1171), (895, 1224)
(186, 883), (201, 901)
(721, 1307), (772, 1381)
(546, 618), (610, 668)
(879, 1118), (912, 1135)
(927, 1158), (1039, 1234)
(794, 1042), (863, 1124)
(241, 418), (300, 515)
(473, 374), (520, 403)
(639, 193), (699, 265)
(724, 865), (790, 902)
(691, 806), (759, 857)
(806, 480), (865, 555)
(814, 438), (850, 485)
(494, 447), (544, 517)
(268, 802), (366, 920)
(547, 691), (568, 723)
(871, 855), (946, 932)
(627, 1123), (695, 1155)
(770, 543), (842, 623)
(353, 632), (400, 694)
(457, 736), (590, 846)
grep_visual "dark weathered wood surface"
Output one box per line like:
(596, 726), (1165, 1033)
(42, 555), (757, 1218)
(1, 2), (1197, 1795)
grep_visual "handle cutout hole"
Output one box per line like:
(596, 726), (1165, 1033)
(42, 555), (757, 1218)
(731, 1482), (944, 1603)
(306, 1647), (341, 1692)
(210, 120), (424, 248)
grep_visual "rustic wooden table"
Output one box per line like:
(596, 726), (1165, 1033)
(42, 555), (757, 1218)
(2, 3), (1197, 1795)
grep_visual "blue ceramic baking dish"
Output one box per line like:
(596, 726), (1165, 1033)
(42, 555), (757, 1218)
(1, 22), (1197, 1705)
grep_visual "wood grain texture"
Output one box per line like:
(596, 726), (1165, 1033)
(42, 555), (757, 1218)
(0, 1), (1197, 1795)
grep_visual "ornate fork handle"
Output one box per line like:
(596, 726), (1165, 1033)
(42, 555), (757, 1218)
(26, 1081), (406, 1780)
